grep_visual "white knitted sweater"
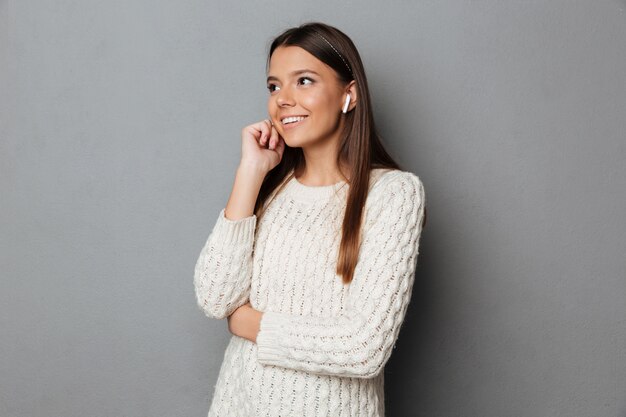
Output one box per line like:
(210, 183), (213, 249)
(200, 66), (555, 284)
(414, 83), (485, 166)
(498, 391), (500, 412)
(194, 167), (426, 417)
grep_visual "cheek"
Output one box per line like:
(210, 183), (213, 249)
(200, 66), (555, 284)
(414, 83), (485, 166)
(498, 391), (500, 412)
(301, 90), (336, 117)
(267, 97), (276, 113)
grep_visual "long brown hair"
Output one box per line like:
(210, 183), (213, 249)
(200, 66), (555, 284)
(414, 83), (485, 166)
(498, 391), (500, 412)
(254, 22), (421, 284)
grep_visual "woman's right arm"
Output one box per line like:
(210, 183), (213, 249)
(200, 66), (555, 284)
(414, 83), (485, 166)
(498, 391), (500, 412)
(193, 164), (265, 319)
(193, 120), (285, 320)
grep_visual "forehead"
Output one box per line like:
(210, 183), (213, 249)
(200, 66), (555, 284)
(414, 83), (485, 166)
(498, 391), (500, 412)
(267, 46), (332, 78)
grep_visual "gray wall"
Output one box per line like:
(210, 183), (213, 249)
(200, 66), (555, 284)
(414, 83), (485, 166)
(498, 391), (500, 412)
(2, 1), (625, 416)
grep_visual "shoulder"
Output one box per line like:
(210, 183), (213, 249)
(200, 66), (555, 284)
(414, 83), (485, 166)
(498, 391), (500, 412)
(362, 168), (427, 236)
(368, 168), (425, 205)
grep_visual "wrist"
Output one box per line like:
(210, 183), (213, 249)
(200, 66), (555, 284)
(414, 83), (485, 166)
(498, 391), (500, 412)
(243, 306), (262, 343)
(252, 310), (263, 344)
(238, 160), (269, 177)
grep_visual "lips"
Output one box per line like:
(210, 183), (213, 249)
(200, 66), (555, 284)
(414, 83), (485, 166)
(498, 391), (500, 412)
(281, 115), (308, 129)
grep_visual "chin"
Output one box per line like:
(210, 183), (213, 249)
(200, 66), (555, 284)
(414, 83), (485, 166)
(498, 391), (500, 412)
(281, 129), (329, 149)
(281, 134), (308, 149)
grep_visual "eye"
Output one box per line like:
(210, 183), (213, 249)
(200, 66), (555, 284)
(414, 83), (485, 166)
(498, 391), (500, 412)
(267, 77), (313, 94)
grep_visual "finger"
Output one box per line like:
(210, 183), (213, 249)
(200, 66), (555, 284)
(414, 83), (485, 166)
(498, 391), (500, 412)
(260, 119), (272, 145)
(264, 119), (275, 146)
(268, 125), (279, 149)
(275, 135), (285, 155)
(264, 119), (274, 147)
(250, 120), (271, 144)
(248, 121), (266, 134)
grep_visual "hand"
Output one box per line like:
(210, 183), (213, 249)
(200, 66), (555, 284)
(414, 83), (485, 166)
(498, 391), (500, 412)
(227, 301), (263, 343)
(240, 119), (286, 173)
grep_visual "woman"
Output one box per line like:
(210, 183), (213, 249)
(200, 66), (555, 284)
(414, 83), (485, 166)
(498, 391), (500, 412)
(194, 21), (427, 417)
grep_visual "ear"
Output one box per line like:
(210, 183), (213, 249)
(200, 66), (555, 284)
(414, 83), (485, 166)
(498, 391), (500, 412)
(344, 80), (357, 112)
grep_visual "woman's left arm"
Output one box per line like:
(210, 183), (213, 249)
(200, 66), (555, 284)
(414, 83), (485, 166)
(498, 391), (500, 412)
(246, 172), (426, 379)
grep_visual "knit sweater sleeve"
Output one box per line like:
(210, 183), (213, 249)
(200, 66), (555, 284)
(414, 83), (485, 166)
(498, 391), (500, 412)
(193, 208), (257, 320)
(255, 171), (426, 379)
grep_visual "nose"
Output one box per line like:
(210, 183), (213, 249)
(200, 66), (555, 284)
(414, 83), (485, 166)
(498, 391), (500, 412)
(276, 86), (295, 107)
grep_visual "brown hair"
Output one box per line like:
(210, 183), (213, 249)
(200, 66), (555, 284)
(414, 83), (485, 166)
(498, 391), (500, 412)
(254, 22), (424, 284)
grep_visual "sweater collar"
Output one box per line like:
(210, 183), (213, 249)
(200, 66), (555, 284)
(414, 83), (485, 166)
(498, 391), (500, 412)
(281, 170), (348, 204)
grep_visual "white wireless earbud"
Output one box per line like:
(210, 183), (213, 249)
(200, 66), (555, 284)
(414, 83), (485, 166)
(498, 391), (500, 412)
(342, 94), (351, 114)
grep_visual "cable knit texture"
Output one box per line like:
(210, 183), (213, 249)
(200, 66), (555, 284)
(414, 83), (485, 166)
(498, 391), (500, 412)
(194, 168), (426, 417)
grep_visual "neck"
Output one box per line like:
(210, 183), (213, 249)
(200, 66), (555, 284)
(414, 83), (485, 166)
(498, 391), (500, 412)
(296, 121), (351, 186)
(295, 153), (350, 186)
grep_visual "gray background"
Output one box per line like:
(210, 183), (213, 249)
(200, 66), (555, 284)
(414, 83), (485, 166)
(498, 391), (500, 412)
(2, 1), (625, 416)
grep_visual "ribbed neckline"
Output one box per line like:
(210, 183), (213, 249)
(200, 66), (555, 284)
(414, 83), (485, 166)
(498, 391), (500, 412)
(282, 173), (348, 204)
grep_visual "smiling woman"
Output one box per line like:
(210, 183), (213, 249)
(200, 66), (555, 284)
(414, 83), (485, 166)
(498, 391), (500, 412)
(193, 21), (427, 417)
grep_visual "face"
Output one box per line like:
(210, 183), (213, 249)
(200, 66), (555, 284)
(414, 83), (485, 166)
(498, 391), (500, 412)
(267, 46), (352, 149)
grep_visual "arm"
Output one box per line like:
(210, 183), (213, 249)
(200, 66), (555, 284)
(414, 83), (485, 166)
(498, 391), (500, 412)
(255, 171), (427, 378)
(193, 163), (265, 320)
(193, 208), (256, 319)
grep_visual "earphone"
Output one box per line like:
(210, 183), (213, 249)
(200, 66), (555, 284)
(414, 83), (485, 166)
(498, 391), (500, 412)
(342, 94), (351, 114)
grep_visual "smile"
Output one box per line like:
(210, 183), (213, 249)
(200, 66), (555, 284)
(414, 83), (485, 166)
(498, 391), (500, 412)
(281, 115), (308, 129)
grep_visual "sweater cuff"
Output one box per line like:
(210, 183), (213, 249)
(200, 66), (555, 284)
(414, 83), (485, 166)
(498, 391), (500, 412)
(212, 208), (257, 246)
(256, 311), (290, 364)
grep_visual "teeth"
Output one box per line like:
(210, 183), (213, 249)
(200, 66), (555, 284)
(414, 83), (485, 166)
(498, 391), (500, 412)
(282, 116), (307, 124)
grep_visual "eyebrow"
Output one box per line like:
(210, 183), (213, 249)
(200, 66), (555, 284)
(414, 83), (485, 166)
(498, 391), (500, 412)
(266, 69), (321, 83)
